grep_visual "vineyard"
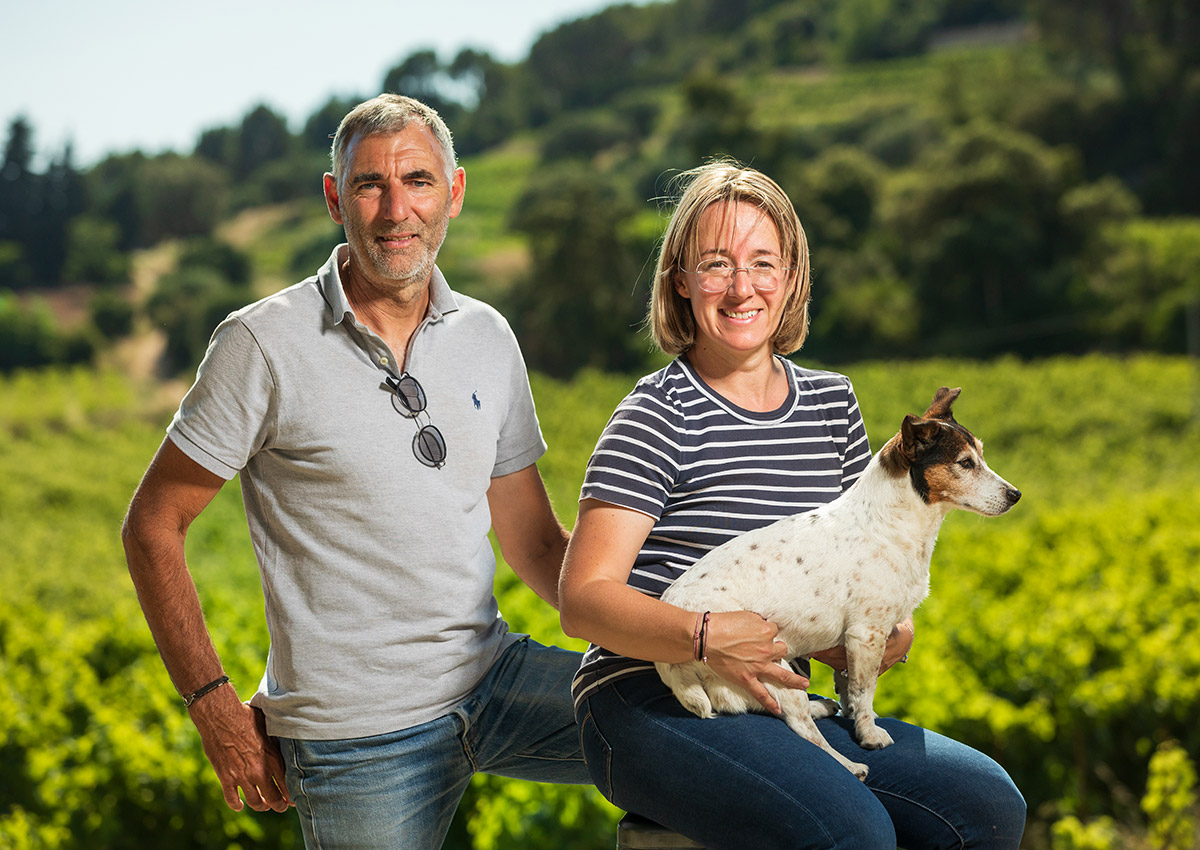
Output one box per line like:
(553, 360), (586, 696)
(1, 354), (1198, 848)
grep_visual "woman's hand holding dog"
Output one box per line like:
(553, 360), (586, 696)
(809, 618), (915, 675)
(704, 612), (810, 716)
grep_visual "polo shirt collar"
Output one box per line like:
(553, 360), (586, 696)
(320, 243), (461, 326)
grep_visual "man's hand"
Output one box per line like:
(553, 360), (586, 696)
(189, 687), (292, 813)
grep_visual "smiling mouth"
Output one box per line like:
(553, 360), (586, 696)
(721, 308), (761, 320)
(377, 233), (418, 246)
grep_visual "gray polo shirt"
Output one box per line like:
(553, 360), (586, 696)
(168, 245), (544, 740)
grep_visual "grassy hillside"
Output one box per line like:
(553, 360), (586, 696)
(2, 354), (1197, 848)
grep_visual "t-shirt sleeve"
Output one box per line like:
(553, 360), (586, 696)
(840, 379), (872, 490)
(491, 322), (547, 478)
(166, 318), (276, 480)
(579, 385), (682, 521)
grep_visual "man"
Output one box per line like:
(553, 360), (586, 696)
(122, 94), (589, 848)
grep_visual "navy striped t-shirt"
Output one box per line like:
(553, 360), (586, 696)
(571, 356), (872, 707)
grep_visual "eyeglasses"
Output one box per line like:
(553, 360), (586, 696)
(683, 255), (793, 293)
(384, 373), (447, 469)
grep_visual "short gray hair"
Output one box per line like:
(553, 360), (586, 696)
(330, 94), (457, 191)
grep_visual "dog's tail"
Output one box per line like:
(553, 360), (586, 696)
(655, 661), (716, 718)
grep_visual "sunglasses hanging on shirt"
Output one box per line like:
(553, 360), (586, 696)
(384, 373), (447, 469)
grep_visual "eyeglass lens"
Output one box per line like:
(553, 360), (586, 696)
(688, 257), (789, 293)
(385, 373), (447, 468)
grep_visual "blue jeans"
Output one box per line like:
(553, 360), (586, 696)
(278, 638), (590, 849)
(579, 673), (1026, 850)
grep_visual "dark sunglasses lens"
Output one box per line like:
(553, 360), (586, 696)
(394, 376), (426, 414)
(413, 425), (447, 468)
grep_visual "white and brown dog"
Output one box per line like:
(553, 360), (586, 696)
(656, 387), (1021, 779)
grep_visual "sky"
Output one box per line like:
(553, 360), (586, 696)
(2, 0), (639, 167)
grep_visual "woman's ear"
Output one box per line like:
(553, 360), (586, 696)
(673, 270), (691, 300)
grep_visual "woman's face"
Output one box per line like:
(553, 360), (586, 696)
(674, 201), (791, 359)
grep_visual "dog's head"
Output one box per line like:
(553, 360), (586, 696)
(879, 387), (1021, 516)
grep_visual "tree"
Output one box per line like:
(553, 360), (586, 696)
(1024, 0), (1200, 214)
(301, 96), (361, 155)
(0, 116), (35, 242)
(134, 155), (229, 245)
(194, 125), (237, 168)
(879, 123), (1085, 353)
(63, 215), (130, 285)
(145, 266), (252, 375)
(671, 73), (758, 165)
(1027, 0), (1199, 96)
(1077, 217), (1200, 352)
(527, 5), (656, 113)
(0, 118), (38, 286)
(236, 104), (291, 178)
(31, 143), (86, 284)
(831, 0), (941, 62)
(449, 49), (547, 154)
(382, 50), (465, 128)
(86, 152), (146, 250)
(508, 165), (653, 377)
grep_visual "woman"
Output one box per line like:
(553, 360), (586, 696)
(559, 160), (1025, 849)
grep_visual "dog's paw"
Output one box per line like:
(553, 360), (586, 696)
(848, 761), (869, 781)
(856, 724), (895, 750)
(809, 696), (840, 719)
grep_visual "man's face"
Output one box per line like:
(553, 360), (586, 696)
(323, 123), (465, 298)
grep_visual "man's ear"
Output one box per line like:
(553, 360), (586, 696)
(323, 173), (344, 225)
(448, 167), (466, 219)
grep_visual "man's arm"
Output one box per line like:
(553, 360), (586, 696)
(122, 437), (290, 813)
(486, 464), (569, 609)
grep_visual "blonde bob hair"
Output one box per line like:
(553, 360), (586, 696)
(648, 159), (811, 356)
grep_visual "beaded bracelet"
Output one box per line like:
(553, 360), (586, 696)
(182, 675), (229, 707)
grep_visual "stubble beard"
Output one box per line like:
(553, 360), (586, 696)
(344, 205), (452, 305)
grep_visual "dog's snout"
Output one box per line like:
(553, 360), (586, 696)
(1006, 488), (1021, 505)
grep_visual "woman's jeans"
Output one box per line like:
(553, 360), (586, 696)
(578, 673), (1026, 850)
(277, 638), (590, 849)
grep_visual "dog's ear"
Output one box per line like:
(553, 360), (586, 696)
(899, 413), (942, 462)
(922, 386), (961, 422)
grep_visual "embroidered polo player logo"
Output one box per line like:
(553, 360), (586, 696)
(472, 391), (481, 410)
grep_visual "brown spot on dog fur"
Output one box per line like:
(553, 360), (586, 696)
(922, 464), (959, 504)
(750, 544), (759, 551)
(877, 433), (909, 478)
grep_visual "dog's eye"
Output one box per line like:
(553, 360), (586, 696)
(957, 458), (976, 470)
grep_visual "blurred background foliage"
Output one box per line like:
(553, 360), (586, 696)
(2, 358), (1197, 848)
(3, 0), (1200, 847)
(0, 0), (1197, 379)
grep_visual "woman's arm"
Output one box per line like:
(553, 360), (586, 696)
(559, 498), (810, 714)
